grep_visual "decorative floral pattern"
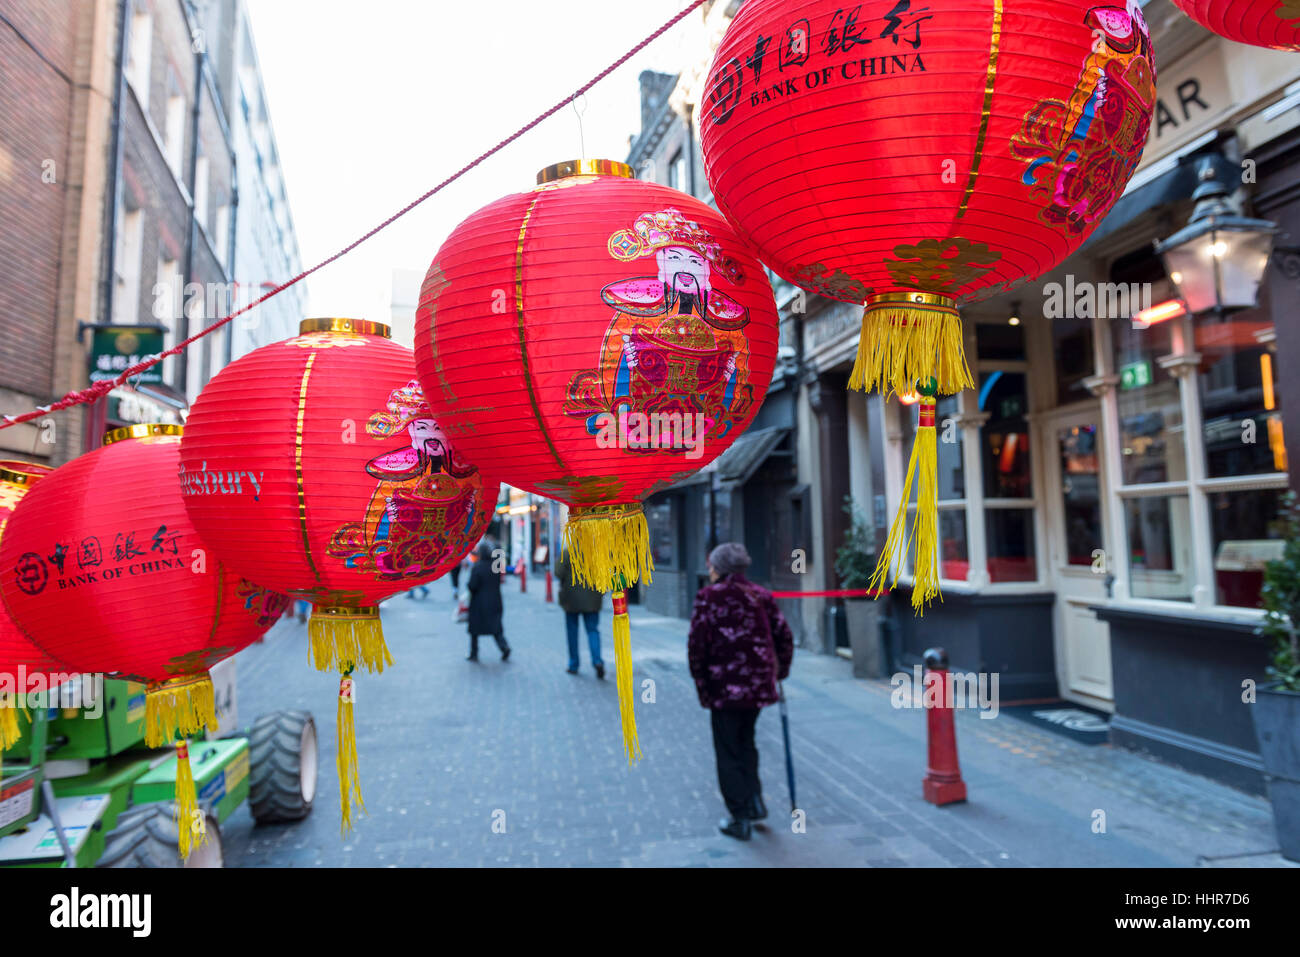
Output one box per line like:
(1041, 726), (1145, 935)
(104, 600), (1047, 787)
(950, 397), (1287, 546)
(687, 574), (794, 710)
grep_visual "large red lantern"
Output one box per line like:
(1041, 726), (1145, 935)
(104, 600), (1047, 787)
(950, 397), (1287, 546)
(1171, 0), (1300, 50)
(700, 0), (1155, 608)
(0, 460), (65, 749)
(415, 159), (780, 759)
(0, 425), (287, 856)
(180, 318), (498, 830)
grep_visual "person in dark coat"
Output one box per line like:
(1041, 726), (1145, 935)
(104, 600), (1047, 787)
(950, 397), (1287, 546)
(688, 542), (793, 841)
(466, 540), (510, 662)
(557, 547), (606, 678)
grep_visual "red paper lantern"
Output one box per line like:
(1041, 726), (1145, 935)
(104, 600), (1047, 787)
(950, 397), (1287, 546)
(700, 0), (1155, 607)
(414, 159), (780, 758)
(0, 425), (287, 856)
(180, 318), (498, 830)
(0, 460), (65, 749)
(1171, 0), (1300, 50)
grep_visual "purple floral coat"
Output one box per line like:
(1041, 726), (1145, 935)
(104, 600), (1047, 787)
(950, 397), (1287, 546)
(688, 573), (794, 710)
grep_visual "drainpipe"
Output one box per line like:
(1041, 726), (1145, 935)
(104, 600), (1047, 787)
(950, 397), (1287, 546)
(684, 102), (697, 198)
(178, 0), (203, 399)
(225, 160), (238, 366)
(86, 0), (131, 454)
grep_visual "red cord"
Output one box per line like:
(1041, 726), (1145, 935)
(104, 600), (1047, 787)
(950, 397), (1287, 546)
(3, 0), (707, 433)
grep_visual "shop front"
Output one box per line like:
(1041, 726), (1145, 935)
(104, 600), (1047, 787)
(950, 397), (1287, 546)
(878, 20), (1300, 793)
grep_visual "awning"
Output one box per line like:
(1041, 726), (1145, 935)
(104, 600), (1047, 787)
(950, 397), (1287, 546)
(647, 425), (792, 495)
(715, 426), (790, 488)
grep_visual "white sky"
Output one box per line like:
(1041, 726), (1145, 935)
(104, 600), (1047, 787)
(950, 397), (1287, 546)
(244, 0), (700, 319)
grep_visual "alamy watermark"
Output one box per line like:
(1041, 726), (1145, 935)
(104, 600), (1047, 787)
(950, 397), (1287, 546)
(593, 410), (707, 460)
(890, 665), (999, 718)
(0, 670), (104, 718)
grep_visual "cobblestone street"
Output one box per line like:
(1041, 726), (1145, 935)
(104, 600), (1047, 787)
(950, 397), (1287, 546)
(219, 579), (1294, 868)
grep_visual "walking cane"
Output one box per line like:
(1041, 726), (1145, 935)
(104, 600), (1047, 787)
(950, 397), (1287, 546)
(778, 681), (797, 813)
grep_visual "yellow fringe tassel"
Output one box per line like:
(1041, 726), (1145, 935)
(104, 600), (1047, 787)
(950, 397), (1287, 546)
(174, 740), (206, 860)
(611, 591), (641, 763)
(849, 297), (972, 397)
(145, 675), (216, 748)
(869, 392), (942, 615)
(337, 671), (365, 836)
(309, 606), (391, 674)
(0, 697), (25, 752)
(563, 504), (653, 593)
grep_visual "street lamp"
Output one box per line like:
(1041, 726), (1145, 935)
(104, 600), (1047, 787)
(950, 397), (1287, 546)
(1154, 158), (1277, 315)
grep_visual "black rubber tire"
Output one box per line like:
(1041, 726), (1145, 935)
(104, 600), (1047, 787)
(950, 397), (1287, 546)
(97, 803), (223, 868)
(248, 709), (317, 824)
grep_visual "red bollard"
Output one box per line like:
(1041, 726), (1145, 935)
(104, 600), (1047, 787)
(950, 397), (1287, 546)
(519, 560), (527, 593)
(545, 568), (553, 602)
(922, 647), (967, 806)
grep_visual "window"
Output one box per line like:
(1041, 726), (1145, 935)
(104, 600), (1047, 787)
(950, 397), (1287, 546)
(980, 371), (1031, 499)
(1124, 495), (1193, 601)
(193, 155), (210, 230)
(1114, 318), (1185, 484)
(1052, 315), (1094, 406)
(985, 507), (1036, 582)
(126, 12), (152, 108)
(668, 149), (686, 191)
(940, 510), (969, 582)
(112, 209), (143, 326)
(1059, 424), (1104, 566)
(1209, 487), (1287, 609)
(1196, 313), (1285, 477)
(646, 497), (677, 569)
(163, 70), (186, 178)
(155, 255), (180, 386)
(979, 370), (1035, 581)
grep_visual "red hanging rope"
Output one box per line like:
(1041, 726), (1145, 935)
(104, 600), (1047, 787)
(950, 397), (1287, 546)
(3, 0), (707, 433)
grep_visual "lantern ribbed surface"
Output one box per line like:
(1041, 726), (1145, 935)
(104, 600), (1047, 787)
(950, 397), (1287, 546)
(414, 168), (779, 517)
(0, 432), (286, 690)
(700, 0), (1156, 394)
(180, 324), (498, 671)
(1171, 0), (1300, 49)
(0, 461), (66, 681)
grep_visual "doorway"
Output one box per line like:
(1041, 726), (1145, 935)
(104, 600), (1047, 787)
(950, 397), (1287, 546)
(1041, 406), (1115, 709)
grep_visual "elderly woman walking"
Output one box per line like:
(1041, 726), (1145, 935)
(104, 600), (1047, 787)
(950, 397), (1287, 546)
(688, 542), (794, 841)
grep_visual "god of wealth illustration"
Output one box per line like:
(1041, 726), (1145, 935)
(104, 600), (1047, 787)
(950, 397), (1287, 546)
(564, 207), (758, 447)
(328, 380), (487, 581)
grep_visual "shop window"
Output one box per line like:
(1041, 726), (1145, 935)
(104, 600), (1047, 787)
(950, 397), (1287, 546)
(1123, 495), (1193, 601)
(939, 508), (968, 582)
(1196, 313), (1285, 477)
(985, 507), (1036, 582)
(1052, 315), (1094, 407)
(936, 394), (963, 500)
(646, 497), (677, 569)
(1059, 424), (1104, 566)
(1208, 487), (1287, 609)
(1113, 319), (1185, 484)
(975, 322), (1026, 362)
(979, 371), (1031, 499)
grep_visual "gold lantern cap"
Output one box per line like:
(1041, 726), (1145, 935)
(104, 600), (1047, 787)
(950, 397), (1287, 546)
(0, 460), (53, 487)
(298, 318), (391, 338)
(536, 159), (634, 185)
(103, 423), (184, 445)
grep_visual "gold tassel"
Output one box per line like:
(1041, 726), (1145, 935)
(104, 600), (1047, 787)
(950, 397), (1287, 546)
(0, 694), (25, 752)
(869, 383), (942, 614)
(309, 605), (391, 674)
(611, 590), (641, 763)
(145, 675), (217, 748)
(850, 293), (970, 397)
(174, 740), (206, 860)
(563, 503), (653, 593)
(336, 669), (365, 835)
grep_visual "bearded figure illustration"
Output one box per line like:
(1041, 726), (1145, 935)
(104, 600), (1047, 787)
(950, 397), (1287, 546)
(328, 380), (486, 581)
(1011, 0), (1155, 234)
(564, 208), (756, 448)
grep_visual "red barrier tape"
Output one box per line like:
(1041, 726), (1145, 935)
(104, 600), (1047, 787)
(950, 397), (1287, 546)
(769, 589), (887, 599)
